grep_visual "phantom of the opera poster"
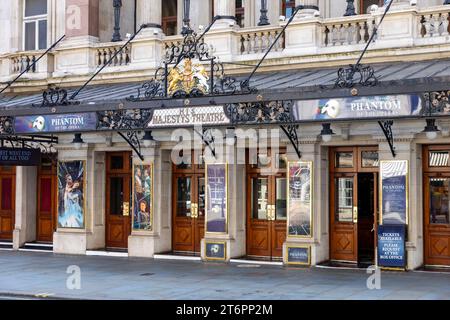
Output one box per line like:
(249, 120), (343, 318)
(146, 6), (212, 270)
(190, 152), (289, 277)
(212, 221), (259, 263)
(133, 164), (152, 231)
(57, 161), (85, 228)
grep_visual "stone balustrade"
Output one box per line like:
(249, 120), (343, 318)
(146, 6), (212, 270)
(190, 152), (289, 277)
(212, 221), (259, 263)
(238, 27), (285, 54)
(10, 53), (38, 74)
(419, 7), (450, 37)
(2, 5), (450, 88)
(95, 43), (131, 67)
(322, 15), (376, 46)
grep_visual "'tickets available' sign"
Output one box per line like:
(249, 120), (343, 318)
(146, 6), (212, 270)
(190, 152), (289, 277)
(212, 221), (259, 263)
(377, 224), (406, 268)
(0, 147), (41, 166)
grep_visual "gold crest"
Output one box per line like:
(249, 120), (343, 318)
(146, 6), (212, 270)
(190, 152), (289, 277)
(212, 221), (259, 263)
(167, 59), (210, 95)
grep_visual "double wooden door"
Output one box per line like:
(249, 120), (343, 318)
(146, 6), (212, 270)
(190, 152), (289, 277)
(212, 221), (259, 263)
(36, 157), (57, 243)
(423, 145), (450, 266)
(172, 170), (205, 253)
(247, 174), (287, 259)
(105, 152), (132, 249)
(0, 166), (15, 241)
(330, 147), (378, 263)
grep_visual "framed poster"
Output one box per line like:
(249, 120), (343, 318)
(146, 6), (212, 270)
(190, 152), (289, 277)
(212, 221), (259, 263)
(285, 245), (311, 266)
(205, 164), (228, 233)
(57, 161), (85, 229)
(205, 241), (226, 261)
(377, 224), (406, 269)
(132, 164), (153, 231)
(287, 161), (313, 237)
(380, 160), (408, 225)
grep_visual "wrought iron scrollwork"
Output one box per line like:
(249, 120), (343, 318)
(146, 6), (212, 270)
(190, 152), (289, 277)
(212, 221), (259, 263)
(335, 64), (378, 88)
(33, 87), (79, 107)
(0, 116), (14, 135)
(378, 120), (396, 158)
(225, 100), (293, 124)
(423, 90), (450, 115)
(280, 125), (301, 159)
(128, 25), (255, 102)
(193, 127), (216, 158)
(97, 108), (153, 161)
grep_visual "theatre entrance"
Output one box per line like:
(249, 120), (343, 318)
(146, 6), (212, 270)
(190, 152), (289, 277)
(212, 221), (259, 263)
(330, 147), (379, 266)
(246, 149), (287, 260)
(105, 152), (132, 249)
(36, 156), (57, 243)
(172, 152), (205, 254)
(423, 145), (450, 266)
(0, 166), (15, 241)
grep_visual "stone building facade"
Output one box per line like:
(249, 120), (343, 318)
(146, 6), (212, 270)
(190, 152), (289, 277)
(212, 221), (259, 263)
(1, 0), (450, 270)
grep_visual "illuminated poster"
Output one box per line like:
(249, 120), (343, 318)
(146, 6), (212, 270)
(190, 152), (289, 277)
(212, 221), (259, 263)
(380, 160), (408, 225)
(132, 164), (152, 231)
(206, 164), (227, 233)
(292, 95), (422, 121)
(15, 113), (97, 134)
(57, 161), (85, 229)
(288, 161), (312, 237)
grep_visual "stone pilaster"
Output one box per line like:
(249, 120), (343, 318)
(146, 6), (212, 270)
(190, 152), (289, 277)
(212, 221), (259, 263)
(128, 143), (169, 258)
(12, 167), (37, 250)
(65, 0), (99, 43)
(295, 0), (320, 19)
(136, 0), (162, 36)
(213, 0), (237, 29)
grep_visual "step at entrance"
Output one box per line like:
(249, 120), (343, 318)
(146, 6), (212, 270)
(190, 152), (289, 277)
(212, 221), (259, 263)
(19, 242), (53, 252)
(0, 241), (13, 250)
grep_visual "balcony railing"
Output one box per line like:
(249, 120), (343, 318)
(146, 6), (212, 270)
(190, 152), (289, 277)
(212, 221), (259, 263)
(95, 42), (131, 68)
(2, 5), (450, 88)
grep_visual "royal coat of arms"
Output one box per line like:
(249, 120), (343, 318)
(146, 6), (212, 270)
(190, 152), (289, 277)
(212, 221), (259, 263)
(167, 59), (210, 96)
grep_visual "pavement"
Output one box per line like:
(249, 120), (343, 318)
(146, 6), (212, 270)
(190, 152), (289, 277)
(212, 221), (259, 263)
(0, 251), (449, 300)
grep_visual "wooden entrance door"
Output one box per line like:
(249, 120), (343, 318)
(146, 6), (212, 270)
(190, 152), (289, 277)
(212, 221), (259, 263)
(172, 154), (205, 253)
(329, 147), (379, 263)
(423, 145), (450, 266)
(36, 157), (57, 243)
(105, 152), (132, 249)
(246, 150), (287, 259)
(0, 166), (15, 241)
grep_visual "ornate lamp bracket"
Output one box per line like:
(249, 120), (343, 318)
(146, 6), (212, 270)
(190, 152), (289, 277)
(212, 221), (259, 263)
(378, 120), (396, 158)
(117, 131), (144, 161)
(0, 116), (15, 135)
(280, 125), (301, 159)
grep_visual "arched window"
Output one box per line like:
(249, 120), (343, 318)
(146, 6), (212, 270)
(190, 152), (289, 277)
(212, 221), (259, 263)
(23, 0), (48, 50)
(162, 0), (177, 36)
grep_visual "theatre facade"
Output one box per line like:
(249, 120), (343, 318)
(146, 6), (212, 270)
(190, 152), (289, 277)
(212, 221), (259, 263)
(1, 0), (450, 271)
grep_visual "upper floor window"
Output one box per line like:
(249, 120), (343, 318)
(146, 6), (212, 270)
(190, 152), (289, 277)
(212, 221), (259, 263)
(162, 0), (177, 36)
(360, 0), (384, 14)
(235, 0), (245, 28)
(282, 0), (295, 19)
(23, 0), (47, 51)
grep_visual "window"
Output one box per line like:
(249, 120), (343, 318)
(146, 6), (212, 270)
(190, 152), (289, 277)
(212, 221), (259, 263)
(23, 0), (47, 51)
(162, 0), (177, 36)
(360, 0), (384, 14)
(235, 0), (245, 28)
(282, 0), (295, 19)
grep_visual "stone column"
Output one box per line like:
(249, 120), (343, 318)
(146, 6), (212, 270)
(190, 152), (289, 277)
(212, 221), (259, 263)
(136, 0), (162, 35)
(213, 0), (237, 29)
(65, 0), (99, 43)
(295, 0), (320, 19)
(12, 167), (37, 250)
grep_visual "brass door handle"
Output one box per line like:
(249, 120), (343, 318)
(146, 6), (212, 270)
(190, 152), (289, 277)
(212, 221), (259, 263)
(353, 206), (358, 223)
(267, 205), (276, 221)
(123, 202), (130, 216)
(191, 203), (198, 219)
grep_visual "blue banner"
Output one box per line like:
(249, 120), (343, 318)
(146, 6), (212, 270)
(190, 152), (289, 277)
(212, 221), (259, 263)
(292, 94), (422, 121)
(15, 113), (97, 134)
(377, 225), (406, 268)
(287, 246), (310, 265)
